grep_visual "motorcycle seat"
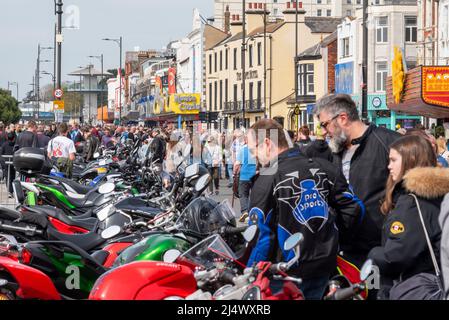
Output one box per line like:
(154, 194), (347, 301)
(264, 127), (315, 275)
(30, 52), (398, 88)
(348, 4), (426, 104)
(114, 197), (162, 219)
(0, 206), (48, 229)
(46, 224), (105, 252)
(39, 175), (94, 195)
(23, 206), (97, 231)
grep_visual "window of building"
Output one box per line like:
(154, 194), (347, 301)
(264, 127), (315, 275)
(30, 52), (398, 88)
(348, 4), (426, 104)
(257, 42), (262, 66)
(376, 17), (388, 43)
(341, 37), (350, 57)
(233, 48), (238, 70)
(317, 9), (322, 16)
(209, 54), (212, 74)
(249, 82), (254, 108)
(346, 10), (352, 17)
(317, 0), (322, 3)
(375, 0), (380, 4)
(233, 84), (238, 109)
(214, 52), (217, 72)
(225, 49), (229, 70)
(214, 81), (218, 110)
(220, 80), (223, 110)
(209, 83), (212, 110)
(346, 0), (351, 3)
(405, 16), (417, 43)
(356, 0), (361, 4)
(249, 44), (253, 67)
(406, 60), (417, 70)
(257, 81), (262, 108)
(225, 79), (228, 106)
(327, 10), (332, 16)
(220, 51), (223, 71)
(298, 63), (315, 96)
(376, 62), (388, 92)
(273, 8), (278, 16)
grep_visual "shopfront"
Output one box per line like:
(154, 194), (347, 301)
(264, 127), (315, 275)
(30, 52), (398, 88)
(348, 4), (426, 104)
(387, 66), (449, 121)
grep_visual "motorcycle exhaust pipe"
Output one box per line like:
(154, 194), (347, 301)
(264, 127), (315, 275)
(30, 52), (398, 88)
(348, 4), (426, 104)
(0, 221), (43, 236)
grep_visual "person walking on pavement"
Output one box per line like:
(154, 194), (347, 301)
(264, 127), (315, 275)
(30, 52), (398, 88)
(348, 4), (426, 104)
(0, 132), (17, 194)
(48, 123), (76, 178)
(313, 93), (400, 268)
(234, 133), (256, 222)
(14, 121), (38, 151)
(36, 125), (51, 149)
(203, 135), (222, 195)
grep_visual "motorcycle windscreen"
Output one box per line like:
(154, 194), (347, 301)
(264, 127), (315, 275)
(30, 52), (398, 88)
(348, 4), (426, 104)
(175, 198), (238, 236)
(177, 234), (237, 271)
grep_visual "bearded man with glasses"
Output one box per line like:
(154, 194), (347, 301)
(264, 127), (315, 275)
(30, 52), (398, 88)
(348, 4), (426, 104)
(314, 94), (400, 271)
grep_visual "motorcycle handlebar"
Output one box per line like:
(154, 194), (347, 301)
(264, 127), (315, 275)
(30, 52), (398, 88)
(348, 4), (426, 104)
(221, 226), (247, 235)
(219, 270), (236, 285)
(269, 262), (288, 274)
(325, 286), (359, 301)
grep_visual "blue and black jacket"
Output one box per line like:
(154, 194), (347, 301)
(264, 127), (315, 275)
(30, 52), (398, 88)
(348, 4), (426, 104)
(247, 147), (364, 279)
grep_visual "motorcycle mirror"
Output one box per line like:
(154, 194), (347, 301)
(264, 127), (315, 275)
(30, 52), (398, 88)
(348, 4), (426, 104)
(195, 174), (211, 192)
(284, 233), (304, 251)
(163, 249), (181, 263)
(360, 259), (374, 281)
(243, 225), (258, 243)
(100, 225), (121, 239)
(93, 152), (100, 159)
(183, 145), (192, 158)
(96, 204), (113, 222)
(185, 164), (199, 179)
(98, 183), (115, 194)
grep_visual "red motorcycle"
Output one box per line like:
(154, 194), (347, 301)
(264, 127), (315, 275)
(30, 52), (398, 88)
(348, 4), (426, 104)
(89, 226), (305, 301)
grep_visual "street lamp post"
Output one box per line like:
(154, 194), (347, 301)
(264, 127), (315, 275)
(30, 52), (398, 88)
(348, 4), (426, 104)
(88, 54), (104, 124)
(78, 66), (83, 123)
(103, 37), (123, 125)
(7, 81), (19, 101)
(241, 0), (246, 128)
(55, 0), (64, 90)
(37, 44), (54, 121)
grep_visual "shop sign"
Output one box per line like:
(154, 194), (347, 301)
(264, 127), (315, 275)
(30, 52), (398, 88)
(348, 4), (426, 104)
(335, 62), (354, 95)
(237, 70), (259, 81)
(422, 67), (449, 108)
(169, 94), (201, 115)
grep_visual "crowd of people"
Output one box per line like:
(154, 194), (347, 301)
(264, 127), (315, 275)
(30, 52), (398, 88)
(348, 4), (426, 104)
(2, 93), (449, 300)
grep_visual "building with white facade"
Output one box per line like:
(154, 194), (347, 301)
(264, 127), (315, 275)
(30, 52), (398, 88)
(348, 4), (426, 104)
(439, 0), (449, 65)
(174, 9), (204, 95)
(336, 0), (421, 129)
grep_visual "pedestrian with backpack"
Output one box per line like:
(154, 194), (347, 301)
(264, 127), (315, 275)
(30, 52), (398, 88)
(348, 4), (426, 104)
(47, 123), (76, 178)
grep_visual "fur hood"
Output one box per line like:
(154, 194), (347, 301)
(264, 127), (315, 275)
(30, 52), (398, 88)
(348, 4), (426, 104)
(403, 167), (449, 199)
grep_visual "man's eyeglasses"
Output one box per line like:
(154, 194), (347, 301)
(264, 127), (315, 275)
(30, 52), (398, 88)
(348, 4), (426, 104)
(319, 114), (340, 130)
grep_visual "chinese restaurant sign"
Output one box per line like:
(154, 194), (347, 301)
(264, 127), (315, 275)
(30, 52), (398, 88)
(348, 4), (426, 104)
(422, 67), (449, 108)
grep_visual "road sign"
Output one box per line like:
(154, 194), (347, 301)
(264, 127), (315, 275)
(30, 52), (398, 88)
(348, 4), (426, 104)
(294, 106), (301, 116)
(53, 100), (65, 112)
(54, 89), (64, 99)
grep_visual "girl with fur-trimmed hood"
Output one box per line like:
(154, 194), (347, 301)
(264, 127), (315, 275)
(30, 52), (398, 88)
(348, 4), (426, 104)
(368, 135), (449, 299)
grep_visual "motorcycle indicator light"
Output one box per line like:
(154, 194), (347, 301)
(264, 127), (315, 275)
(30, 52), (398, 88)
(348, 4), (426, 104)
(19, 248), (32, 265)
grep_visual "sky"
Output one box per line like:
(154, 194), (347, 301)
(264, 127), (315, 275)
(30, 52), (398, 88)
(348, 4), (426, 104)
(0, 0), (214, 101)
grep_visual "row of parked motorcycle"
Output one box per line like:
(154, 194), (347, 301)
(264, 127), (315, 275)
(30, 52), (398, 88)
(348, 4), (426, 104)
(0, 138), (373, 300)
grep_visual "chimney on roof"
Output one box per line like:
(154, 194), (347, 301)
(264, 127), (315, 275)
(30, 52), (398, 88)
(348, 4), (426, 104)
(224, 5), (231, 34)
(246, 2), (270, 34)
(283, 1), (306, 23)
(230, 14), (242, 36)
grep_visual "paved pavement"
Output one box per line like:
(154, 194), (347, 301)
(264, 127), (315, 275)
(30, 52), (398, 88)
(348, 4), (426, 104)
(209, 179), (243, 220)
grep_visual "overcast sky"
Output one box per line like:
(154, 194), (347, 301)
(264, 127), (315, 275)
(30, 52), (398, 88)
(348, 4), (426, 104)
(0, 0), (213, 100)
